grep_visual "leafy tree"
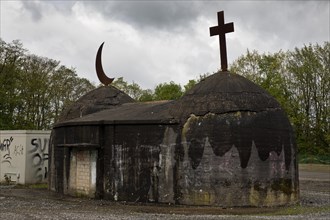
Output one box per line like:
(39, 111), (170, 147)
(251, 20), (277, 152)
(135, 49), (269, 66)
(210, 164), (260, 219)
(0, 39), (26, 129)
(184, 80), (197, 93)
(0, 39), (95, 130)
(112, 77), (185, 102)
(138, 89), (154, 102)
(230, 50), (262, 83)
(18, 54), (58, 129)
(154, 81), (183, 100)
(112, 77), (143, 100)
(286, 43), (330, 156)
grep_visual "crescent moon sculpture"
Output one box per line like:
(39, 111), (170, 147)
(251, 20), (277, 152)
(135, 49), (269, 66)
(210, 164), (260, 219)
(96, 42), (114, 86)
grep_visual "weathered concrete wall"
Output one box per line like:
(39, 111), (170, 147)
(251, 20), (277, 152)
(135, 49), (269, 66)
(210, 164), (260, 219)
(102, 124), (171, 202)
(175, 112), (298, 206)
(0, 130), (50, 184)
(158, 127), (177, 204)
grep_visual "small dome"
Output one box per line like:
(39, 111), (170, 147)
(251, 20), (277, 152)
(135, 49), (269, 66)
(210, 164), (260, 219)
(58, 86), (134, 122)
(171, 71), (280, 119)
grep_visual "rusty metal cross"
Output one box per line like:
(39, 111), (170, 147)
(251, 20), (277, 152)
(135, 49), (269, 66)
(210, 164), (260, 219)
(210, 11), (234, 72)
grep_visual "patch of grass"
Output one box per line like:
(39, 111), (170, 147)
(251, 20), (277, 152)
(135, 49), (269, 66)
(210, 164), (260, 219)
(298, 154), (330, 165)
(13, 183), (48, 189)
(28, 183), (48, 189)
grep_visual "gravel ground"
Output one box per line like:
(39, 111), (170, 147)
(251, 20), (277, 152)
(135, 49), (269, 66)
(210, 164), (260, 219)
(0, 165), (329, 220)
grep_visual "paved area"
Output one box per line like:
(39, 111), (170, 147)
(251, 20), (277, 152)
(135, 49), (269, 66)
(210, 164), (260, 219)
(299, 164), (330, 181)
(0, 164), (329, 220)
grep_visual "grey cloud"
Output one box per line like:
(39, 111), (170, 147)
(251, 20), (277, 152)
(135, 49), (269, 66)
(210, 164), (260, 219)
(82, 1), (205, 31)
(21, 1), (76, 20)
(48, 1), (76, 15)
(21, 1), (43, 21)
(230, 1), (329, 48)
(19, 1), (329, 45)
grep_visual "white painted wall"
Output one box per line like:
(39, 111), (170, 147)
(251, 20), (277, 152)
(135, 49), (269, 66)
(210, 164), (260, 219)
(0, 130), (50, 184)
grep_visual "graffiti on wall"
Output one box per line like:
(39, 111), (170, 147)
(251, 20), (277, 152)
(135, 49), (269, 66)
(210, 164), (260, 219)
(30, 138), (49, 182)
(0, 135), (49, 183)
(0, 137), (14, 165)
(14, 144), (24, 156)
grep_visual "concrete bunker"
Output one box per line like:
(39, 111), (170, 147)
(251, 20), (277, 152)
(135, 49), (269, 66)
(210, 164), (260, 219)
(49, 71), (299, 207)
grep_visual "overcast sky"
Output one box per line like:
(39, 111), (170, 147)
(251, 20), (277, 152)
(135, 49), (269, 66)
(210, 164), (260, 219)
(1, 1), (329, 89)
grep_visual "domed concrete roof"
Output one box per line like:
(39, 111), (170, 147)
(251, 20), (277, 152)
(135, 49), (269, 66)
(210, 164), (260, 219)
(58, 86), (134, 122)
(171, 71), (280, 119)
(172, 71), (295, 170)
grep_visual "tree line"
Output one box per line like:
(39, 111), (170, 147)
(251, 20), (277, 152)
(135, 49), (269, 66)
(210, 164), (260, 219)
(0, 39), (95, 130)
(0, 39), (328, 159)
